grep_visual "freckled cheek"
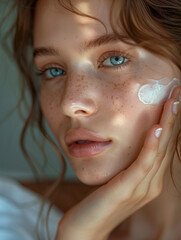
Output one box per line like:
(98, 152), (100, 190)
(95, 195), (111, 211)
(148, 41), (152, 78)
(107, 81), (137, 113)
(105, 78), (163, 134)
(40, 90), (62, 129)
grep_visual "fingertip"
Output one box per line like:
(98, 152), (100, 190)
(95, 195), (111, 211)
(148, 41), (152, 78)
(170, 86), (181, 100)
(161, 97), (177, 121)
(149, 125), (163, 140)
(144, 125), (161, 147)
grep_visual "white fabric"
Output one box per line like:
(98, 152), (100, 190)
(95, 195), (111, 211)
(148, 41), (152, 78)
(0, 177), (63, 240)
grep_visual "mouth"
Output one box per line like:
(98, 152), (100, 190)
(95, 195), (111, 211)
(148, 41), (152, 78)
(65, 128), (112, 158)
(68, 140), (112, 158)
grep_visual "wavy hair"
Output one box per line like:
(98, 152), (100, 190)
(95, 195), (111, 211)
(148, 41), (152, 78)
(4, 0), (181, 239)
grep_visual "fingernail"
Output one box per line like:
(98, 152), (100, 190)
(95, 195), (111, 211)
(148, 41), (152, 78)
(173, 101), (180, 115)
(155, 128), (163, 138)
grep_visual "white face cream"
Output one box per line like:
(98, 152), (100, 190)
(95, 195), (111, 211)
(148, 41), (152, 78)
(138, 77), (180, 105)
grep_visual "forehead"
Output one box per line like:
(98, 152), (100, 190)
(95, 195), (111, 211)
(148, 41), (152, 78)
(33, 0), (113, 48)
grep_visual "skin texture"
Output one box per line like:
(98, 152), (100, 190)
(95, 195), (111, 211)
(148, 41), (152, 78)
(34, 0), (180, 185)
(33, 0), (181, 239)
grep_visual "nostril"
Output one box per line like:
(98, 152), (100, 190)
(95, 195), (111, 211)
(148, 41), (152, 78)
(61, 98), (97, 117)
(74, 110), (87, 115)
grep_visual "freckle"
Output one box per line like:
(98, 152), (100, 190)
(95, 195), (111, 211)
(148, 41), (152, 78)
(114, 83), (119, 88)
(111, 96), (114, 100)
(121, 81), (126, 87)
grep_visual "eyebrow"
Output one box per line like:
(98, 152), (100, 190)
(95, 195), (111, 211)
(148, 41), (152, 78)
(33, 33), (123, 59)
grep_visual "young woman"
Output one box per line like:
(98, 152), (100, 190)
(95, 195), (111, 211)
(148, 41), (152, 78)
(10, 0), (181, 239)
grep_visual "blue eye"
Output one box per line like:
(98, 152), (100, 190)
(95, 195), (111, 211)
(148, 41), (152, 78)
(45, 67), (65, 79)
(103, 56), (128, 66)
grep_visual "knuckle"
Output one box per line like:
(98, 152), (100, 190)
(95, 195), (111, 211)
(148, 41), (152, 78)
(138, 149), (157, 175)
(167, 118), (175, 129)
(138, 154), (155, 174)
(148, 183), (163, 199)
(134, 190), (145, 203)
(120, 188), (133, 203)
(144, 143), (156, 153)
(141, 161), (153, 174)
(168, 142), (176, 154)
(153, 186), (162, 198)
(156, 149), (165, 160)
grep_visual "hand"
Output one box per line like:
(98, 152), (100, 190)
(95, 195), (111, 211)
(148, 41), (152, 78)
(55, 87), (181, 240)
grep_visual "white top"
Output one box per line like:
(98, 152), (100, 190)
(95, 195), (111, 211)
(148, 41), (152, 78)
(0, 177), (63, 240)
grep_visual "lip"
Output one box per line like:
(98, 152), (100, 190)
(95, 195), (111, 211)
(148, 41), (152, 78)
(65, 128), (111, 145)
(65, 128), (112, 158)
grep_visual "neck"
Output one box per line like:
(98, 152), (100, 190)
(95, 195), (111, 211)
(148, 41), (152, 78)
(112, 152), (181, 240)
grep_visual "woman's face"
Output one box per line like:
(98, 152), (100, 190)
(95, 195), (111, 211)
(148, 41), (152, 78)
(34, 0), (181, 185)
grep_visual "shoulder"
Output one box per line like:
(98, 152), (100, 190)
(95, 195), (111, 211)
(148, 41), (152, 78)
(0, 177), (63, 240)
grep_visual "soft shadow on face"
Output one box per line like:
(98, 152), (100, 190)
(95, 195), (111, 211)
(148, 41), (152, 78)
(62, 102), (163, 186)
(33, 0), (181, 185)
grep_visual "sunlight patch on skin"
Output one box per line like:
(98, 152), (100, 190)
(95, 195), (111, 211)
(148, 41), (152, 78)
(138, 77), (180, 105)
(71, 1), (97, 25)
(111, 114), (126, 127)
(71, 59), (95, 70)
(74, 1), (90, 19)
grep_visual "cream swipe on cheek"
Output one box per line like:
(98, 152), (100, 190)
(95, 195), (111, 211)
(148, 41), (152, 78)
(138, 77), (180, 105)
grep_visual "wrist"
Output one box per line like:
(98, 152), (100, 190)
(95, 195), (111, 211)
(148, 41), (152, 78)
(56, 214), (109, 240)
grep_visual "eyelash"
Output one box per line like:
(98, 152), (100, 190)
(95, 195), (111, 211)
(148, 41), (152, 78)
(98, 51), (130, 69)
(36, 51), (130, 80)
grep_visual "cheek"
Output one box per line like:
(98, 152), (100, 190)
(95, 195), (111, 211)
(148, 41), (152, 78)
(104, 76), (164, 147)
(40, 88), (61, 131)
(107, 79), (134, 113)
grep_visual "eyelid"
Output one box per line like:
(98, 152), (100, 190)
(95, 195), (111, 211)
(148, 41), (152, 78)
(97, 50), (131, 68)
(37, 63), (65, 73)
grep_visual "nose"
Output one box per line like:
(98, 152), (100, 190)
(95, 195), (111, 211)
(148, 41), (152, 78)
(60, 74), (98, 118)
(62, 99), (97, 117)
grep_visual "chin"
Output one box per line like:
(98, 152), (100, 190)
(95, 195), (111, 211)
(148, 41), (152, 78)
(78, 177), (109, 186)
(74, 169), (116, 186)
